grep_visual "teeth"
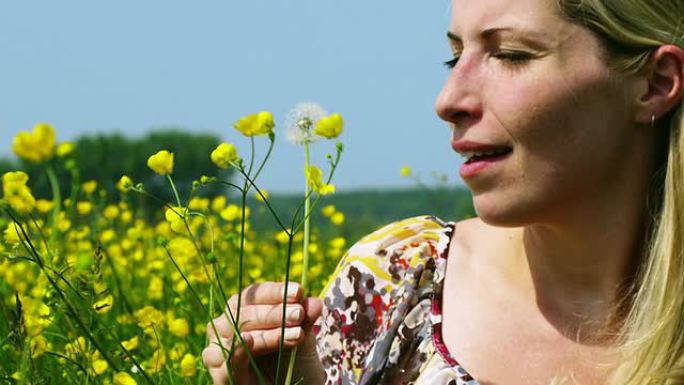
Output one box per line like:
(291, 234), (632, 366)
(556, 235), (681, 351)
(460, 149), (509, 161)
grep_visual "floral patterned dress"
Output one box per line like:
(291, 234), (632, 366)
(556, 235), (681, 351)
(313, 216), (480, 385)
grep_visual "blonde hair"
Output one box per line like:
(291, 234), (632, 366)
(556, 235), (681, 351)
(554, 0), (684, 384)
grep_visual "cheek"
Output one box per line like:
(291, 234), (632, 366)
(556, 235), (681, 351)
(491, 66), (625, 173)
(473, 65), (630, 221)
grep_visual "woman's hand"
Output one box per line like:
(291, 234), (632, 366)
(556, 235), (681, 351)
(202, 281), (325, 385)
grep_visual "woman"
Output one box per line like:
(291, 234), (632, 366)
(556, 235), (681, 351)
(203, 0), (684, 383)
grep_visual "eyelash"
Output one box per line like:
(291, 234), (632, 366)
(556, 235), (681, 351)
(443, 51), (532, 69)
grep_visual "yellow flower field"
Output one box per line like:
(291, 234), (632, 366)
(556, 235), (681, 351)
(0, 110), (347, 385)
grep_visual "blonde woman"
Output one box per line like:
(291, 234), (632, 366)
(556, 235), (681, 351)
(203, 0), (684, 383)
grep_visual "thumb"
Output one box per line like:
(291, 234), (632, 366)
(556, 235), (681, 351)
(232, 333), (257, 385)
(297, 297), (323, 358)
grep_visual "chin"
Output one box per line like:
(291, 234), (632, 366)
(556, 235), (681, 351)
(471, 192), (537, 228)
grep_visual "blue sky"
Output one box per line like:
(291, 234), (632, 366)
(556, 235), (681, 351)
(0, 1), (463, 193)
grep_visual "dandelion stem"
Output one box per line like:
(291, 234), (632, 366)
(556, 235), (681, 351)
(301, 142), (312, 293)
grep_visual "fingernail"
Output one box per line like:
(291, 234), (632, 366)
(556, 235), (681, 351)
(285, 283), (299, 299)
(287, 307), (302, 322)
(284, 327), (302, 341)
(240, 332), (252, 346)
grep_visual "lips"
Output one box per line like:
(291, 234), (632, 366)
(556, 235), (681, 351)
(461, 148), (513, 163)
(451, 140), (513, 162)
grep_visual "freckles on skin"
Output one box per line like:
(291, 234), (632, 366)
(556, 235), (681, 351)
(471, 39), (632, 224)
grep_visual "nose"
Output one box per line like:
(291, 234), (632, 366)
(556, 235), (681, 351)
(434, 57), (483, 129)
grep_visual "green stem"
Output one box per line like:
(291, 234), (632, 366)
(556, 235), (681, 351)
(230, 188), (248, 356)
(247, 137), (256, 177)
(251, 135), (275, 184)
(45, 165), (61, 243)
(301, 142), (312, 292)
(8, 212), (155, 385)
(166, 175), (183, 208)
(275, 231), (296, 385)
(284, 142), (312, 385)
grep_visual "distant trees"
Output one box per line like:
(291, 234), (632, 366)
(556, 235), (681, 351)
(0, 129), (232, 208)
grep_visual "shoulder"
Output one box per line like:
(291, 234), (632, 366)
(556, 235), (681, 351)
(447, 216), (522, 275)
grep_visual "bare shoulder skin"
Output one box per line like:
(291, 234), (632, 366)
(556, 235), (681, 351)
(441, 217), (614, 385)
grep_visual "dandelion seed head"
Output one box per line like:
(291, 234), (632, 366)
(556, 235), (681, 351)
(284, 102), (327, 145)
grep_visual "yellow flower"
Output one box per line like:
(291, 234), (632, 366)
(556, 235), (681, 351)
(121, 336), (139, 351)
(305, 165), (335, 195)
(57, 211), (71, 232)
(56, 142), (75, 157)
(188, 197), (209, 211)
(164, 206), (186, 233)
(135, 306), (164, 328)
(65, 336), (87, 359)
(117, 175), (134, 192)
(255, 189), (269, 202)
(180, 354), (197, 377)
(120, 210), (133, 224)
(4, 223), (22, 245)
(113, 372), (137, 385)
(314, 113), (344, 139)
(329, 237), (346, 249)
(331, 212), (345, 226)
(168, 318), (189, 337)
(12, 123), (56, 163)
(82, 180), (98, 194)
(2, 170), (29, 186)
(2, 171), (36, 215)
(93, 295), (113, 314)
(275, 230), (290, 244)
(211, 196), (227, 212)
(147, 277), (163, 300)
(146, 349), (166, 374)
(103, 205), (120, 220)
(233, 111), (275, 137)
(147, 150), (174, 175)
(210, 143), (239, 168)
(30, 335), (50, 358)
(220, 204), (248, 221)
(321, 204), (336, 217)
(91, 359), (109, 376)
(100, 229), (116, 244)
(77, 201), (93, 215)
(35, 199), (54, 214)
(400, 166), (411, 177)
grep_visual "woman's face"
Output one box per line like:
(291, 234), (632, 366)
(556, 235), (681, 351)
(436, 0), (643, 226)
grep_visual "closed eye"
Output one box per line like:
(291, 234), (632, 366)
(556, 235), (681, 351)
(492, 51), (533, 65)
(443, 55), (461, 69)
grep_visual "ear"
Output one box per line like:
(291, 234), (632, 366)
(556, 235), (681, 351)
(633, 45), (684, 124)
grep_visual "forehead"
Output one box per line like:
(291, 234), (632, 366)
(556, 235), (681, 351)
(450, 0), (567, 37)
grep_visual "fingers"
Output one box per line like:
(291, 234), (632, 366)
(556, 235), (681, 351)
(202, 327), (305, 384)
(203, 334), (255, 385)
(246, 326), (305, 356)
(227, 282), (302, 310)
(202, 282), (321, 385)
(208, 303), (306, 340)
(302, 297), (323, 327)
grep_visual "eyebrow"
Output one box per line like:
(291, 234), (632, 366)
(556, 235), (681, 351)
(447, 27), (549, 49)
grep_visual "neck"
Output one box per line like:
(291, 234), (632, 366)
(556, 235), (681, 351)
(505, 154), (659, 344)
